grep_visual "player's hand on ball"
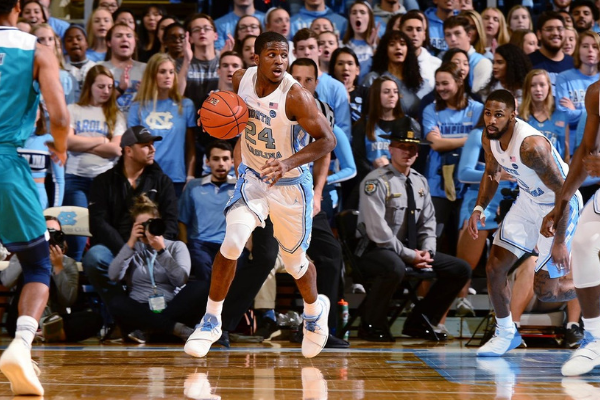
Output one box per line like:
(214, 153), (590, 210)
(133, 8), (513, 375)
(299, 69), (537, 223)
(261, 158), (290, 187)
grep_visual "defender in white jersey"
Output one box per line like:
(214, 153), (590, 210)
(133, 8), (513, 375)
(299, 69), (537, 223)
(184, 32), (336, 359)
(468, 90), (582, 358)
(543, 81), (600, 376)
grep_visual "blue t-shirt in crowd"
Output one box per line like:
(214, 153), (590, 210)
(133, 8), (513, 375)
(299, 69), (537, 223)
(316, 73), (351, 140)
(128, 98), (196, 183)
(344, 39), (372, 83)
(424, 7), (448, 52)
(290, 6), (348, 38)
(85, 49), (106, 63)
(525, 111), (569, 159)
(364, 124), (391, 165)
(555, 68), (599, 136)
(528, 50), (574, 92)
(422, 99), (484, 199)
(214, 11), (266, 50)
(178, 175), (236, 243)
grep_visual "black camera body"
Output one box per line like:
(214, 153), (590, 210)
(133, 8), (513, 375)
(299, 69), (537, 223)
(48, 228), (65, 251)
(142, 218), (166, 236)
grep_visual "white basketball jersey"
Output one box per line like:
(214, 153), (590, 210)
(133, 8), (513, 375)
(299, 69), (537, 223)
(490, 119), (569, 204)
(238, 67), (304, 178)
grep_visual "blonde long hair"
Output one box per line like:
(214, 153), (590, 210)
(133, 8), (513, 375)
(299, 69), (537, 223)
(519, 69), (555, 121)
(483, 7), (510, 46)
(460, 10), (486, 55)
(507, 5), (533, 33)
(134, 53), (183, 114)
(78, 65), (121, 140)
(31, 23), (65, 69)
(86, 7), (113, 52)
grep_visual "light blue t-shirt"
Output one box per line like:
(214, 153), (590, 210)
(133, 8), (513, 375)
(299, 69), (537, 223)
(85, 49), (106, 63)
(128, 98), (196, 183)
(178, 175), (236, 243)
(423, 99), (484, 199)
(214, 11), (266, 51)
(526, 111), (569, 159)
(555, 68), (599, 144)
(424, 7), (447, 52)
(316, 73), (351, 141)
(364, 124), (391, 165)
(344, 39), (373, 83)
(290, 7), (348, 38)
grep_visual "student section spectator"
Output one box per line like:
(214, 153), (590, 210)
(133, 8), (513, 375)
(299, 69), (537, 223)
(64, 65), (125, 261)
(128, 54), (196, 197)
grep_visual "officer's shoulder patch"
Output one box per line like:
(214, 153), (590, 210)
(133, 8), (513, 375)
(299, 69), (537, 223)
(364, 179), (379, 195)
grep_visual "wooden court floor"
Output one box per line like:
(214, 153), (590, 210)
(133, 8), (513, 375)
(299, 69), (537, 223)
(0, 337), (596, 399)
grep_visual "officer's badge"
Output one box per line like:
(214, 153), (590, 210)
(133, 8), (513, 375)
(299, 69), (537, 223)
(364, 180), (378, 196)
(418, 188), (425, 197)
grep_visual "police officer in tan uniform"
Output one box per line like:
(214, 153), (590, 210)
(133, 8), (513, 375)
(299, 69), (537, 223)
(356, 116), (471, 342)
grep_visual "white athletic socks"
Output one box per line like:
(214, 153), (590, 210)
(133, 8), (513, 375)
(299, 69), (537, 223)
(304, 299), (322, 318)
(206, 298), (224, 319)
(496, 313), (515, 332)
(583, 316), (600, 340)
(15, 316), (38, 348)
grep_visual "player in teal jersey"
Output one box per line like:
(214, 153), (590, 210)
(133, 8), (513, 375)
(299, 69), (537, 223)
(0, 0), (69, 395)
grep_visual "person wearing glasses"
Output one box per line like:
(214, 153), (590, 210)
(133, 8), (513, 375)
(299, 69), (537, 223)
(178, 14), (219, 114)
(214, 0), (265, 51)
(528, 12), (574, 91)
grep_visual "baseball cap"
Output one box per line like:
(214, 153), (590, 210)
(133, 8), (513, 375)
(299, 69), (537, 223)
(120, 126), (163, 148)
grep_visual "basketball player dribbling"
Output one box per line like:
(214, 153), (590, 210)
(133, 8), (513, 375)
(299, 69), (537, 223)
(0, 0), (69, 395)
(184, 32), (336, 359)
(542, 80), (600, 377)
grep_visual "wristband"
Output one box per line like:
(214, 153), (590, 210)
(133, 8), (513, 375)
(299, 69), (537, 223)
(157, 248), (166, 255)
(116, 86), (125, 95)
(473, 205), (485, 214)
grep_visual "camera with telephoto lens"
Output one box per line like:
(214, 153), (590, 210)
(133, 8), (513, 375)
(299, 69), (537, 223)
(141, 218), (166, 236)
(48, 228), (65, 252)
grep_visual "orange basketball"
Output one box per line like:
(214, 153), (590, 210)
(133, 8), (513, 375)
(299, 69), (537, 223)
(199, 91), (249, 140)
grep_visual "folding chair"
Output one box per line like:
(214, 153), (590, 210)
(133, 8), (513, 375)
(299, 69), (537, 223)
(335, 210), (436, 339)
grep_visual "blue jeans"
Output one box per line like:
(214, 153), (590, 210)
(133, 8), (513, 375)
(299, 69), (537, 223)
(63, 174), (94, 261)
(82, 245), (125, 306)
(187, 240), (220, 282)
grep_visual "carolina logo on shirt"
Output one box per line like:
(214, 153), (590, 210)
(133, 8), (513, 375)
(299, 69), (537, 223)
(145, 112), (174, 130)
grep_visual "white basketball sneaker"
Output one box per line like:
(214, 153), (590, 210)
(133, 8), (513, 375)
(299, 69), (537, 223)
(0, 339), (44, 396)
(477, 325), (522, 357)
(184, 314), (222, 358)
(562, 331), (600, 376)
(302, 295), (330, 359)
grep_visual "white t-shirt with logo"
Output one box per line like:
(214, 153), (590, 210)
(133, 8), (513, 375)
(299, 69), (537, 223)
(67, 104), (126, 178)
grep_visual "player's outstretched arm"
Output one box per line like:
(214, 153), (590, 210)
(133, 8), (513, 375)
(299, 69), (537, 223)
(469, 135), (502, 239)
(35, 44), (69, 164)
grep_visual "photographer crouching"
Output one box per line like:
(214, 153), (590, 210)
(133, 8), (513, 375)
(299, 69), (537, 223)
(107, 194), (209, 343)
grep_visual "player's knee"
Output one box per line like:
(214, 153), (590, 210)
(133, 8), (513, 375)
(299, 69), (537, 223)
(17, 239), (51, 287)
(280, 250), (309, 280)
(220, 223), (253, 260)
